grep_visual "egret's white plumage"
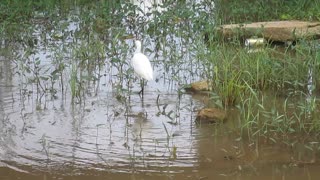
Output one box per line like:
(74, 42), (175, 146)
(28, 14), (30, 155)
(131, 40), (153, 81)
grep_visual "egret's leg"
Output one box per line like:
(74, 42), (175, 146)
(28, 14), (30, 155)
(138, 79), (144, 96)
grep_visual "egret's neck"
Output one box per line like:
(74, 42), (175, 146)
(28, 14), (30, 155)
(135, 44), (141, 54)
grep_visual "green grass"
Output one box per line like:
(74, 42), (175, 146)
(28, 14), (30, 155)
(214, 0), (320, 24)
(202, 36), (320, 136)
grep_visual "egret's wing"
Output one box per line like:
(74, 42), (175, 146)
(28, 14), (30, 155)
(131, 53), (153, 80)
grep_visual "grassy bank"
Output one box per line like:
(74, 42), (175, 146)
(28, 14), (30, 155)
(203, 0), (320, 137)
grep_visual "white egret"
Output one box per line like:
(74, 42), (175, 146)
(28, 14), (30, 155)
(131, 40), (153, 95)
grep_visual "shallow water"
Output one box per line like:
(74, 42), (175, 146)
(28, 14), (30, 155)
(1, 0), (320, 179)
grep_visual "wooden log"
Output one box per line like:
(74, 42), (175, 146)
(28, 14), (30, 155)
(218, 20), (320, 42)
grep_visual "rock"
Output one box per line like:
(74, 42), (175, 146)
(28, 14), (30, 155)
(185, 80), (210, 92)
(196, 108), (226, 124)
(218, 20), (320, 42)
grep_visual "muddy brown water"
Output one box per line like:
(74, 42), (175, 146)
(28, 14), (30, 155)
(1, 0), (320, 179)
